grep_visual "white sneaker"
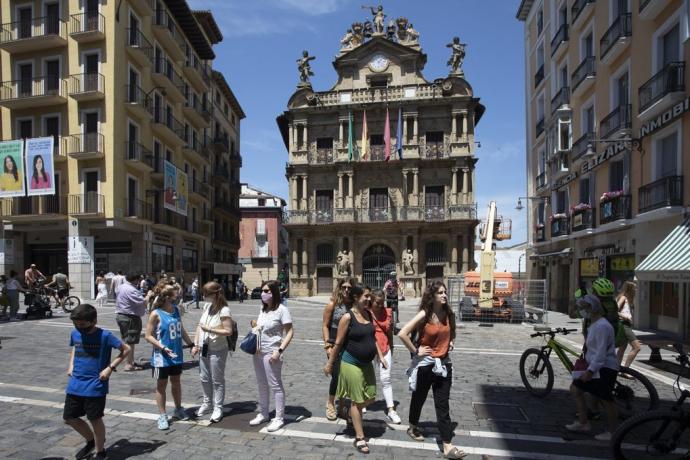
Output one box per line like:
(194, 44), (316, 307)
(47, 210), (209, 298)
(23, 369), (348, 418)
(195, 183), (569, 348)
(249, 414), (268, 426)
(386, 409), (402, 424)
(594, 431), (611, 441)
(362, 407), (367, 414)
(196, 404), (212, 417)
(565, 420), (591, 432)
(266, 418), (284, 432)
(210, 407), (223, 423)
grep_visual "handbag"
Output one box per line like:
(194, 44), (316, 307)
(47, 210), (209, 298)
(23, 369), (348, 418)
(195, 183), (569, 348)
(240, 327), (261, 354)
(571, 356), (588, 380)
(227, 318), (238, 352)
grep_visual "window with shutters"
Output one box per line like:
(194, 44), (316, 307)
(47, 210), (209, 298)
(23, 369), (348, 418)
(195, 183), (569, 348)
(609, 159), (625, 192)
(316, 243), (334, 265)
(579, 178), (590, 205)
(655, 131), (678, 179)
(256, 219), (266, 236)
(369, 188), (388, 222)
(425, 241), (446, 265)
(315, 190), (333, 223)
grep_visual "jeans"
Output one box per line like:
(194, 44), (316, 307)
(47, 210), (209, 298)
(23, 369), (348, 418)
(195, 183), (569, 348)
(328, 351), (342, 397)
(253, 351), (285, 420)
(7, 290), (19, 318)
(376, 349), (394, 408)
(408, 362), (454, 443)
(199, 347), (228, 409)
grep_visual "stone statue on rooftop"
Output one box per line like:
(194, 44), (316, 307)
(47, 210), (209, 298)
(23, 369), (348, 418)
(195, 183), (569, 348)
(405, 23), (419, 45)
(363, 5), (386, 35)
(446, 37), (466, 75)
(340, 28), (355, 51)
(297, 50), (315, 86)
(351, 22), (365, 47)
(386, 19), (396, 40)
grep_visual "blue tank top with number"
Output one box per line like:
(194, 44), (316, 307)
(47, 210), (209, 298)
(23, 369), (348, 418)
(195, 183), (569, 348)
(151, 306), (183, 368)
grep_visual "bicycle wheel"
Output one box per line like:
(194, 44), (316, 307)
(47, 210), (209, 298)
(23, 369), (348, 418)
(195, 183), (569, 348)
(519, 348), (554, 397)
(62, 296), (81, 313)
(613, 366), (660, 419)
(612, 410), (690, 460)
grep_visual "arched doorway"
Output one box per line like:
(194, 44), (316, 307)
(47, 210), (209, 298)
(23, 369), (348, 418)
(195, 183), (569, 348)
(362, 244), (395, 290)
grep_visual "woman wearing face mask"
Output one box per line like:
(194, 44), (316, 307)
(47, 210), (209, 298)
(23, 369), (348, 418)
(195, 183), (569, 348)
(324, 283), (385, 454)
(398, 281), (465, 459)
(321, 277), (356, 420)
(191, 281), (233, 423)
(249, 280), (294, 432)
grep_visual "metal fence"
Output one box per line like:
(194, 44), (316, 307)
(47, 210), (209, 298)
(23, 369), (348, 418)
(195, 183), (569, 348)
(448, 275), (548, 324)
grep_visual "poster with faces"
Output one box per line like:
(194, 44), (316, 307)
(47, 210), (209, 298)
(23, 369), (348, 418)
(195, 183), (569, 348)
(25, 137), (55, 197)
(0, 140), (25, 198)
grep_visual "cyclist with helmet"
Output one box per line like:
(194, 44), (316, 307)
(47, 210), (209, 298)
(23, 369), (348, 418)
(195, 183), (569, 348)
(591, 278), (626, 349)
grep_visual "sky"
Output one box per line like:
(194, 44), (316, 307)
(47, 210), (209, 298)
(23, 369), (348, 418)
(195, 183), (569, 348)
(189, 0), (527, 247)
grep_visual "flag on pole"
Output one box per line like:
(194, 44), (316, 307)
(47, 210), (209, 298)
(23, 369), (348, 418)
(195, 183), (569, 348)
(360, 110), (368, 161)
(384, 107), (391, 161)
(347, 110), (354, 161)
(396, 106), (403, 159)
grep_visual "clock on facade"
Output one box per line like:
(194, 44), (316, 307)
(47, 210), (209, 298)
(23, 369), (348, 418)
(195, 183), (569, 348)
(368, 54), (389, 72)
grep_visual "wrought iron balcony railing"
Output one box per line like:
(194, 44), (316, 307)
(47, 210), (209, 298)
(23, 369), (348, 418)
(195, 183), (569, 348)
(600, 13), (632, 60)
(638, 175), (683, 213)
(638, 62), (685, 113)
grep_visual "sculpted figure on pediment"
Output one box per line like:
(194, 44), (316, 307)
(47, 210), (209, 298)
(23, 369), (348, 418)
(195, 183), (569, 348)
(297, 50), (316, 85)
(364, 5), (386, 35)
(350, 22), (365, 47)
(446, 37), (466, 75)
(340, 28), (355, 51)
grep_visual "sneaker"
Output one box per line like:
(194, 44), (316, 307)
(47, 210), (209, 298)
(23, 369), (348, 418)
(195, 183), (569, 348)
(266, 418), (285, 432)
(386, 409), (402, 424)
(362, 407), (367, 414)
(407, 426), (424, 442)
(93, 451), (108, 460)
(173, 407), (189, 421)
(565, 420), (591, 432)
(74, 439), (95, 459)
(196, 403), (212, 417)
(157, 414), (169, 430)
(249, 414), (268, 426)
(594, 431), (612, 441)
(210, 407), (223, 423)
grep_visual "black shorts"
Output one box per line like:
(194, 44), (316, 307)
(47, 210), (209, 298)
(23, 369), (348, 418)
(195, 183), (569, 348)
(573, 367), (618, 401)
(116, 313), (142, 345)
(152, 364), (183, 380)
(57, 288), (69, 299)
(63, 394), (106, 421)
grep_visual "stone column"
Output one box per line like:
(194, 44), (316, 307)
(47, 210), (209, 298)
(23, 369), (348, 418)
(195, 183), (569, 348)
(303, 124), (308, 150)
(301, 241), (308, 279)
(461, 235), (469, 272)
(462, 112), (468, 139)
(291, 246), (298, 275)
(347, 173), (354, 208)
(451, 168), (458, 205)
(412, 234), (419, 276)
(451, 113), (457, 140)
(288, 124), (293, 151)
(462, 168), (469, 203)
(413, 116), (418, 143)
(338, 121), (344, 146)
(337, 173), (344, 208)
(290, 176), (298, 210)
(402, 170), (408, 206)
(301, 175), (308, 210)
(411, 169), (419, 206)
(451, 240), (459, 274)
(403, 117), (408, 142)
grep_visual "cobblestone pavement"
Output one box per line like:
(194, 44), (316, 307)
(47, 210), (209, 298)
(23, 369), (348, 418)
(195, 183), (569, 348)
(0, 298), (684, 459)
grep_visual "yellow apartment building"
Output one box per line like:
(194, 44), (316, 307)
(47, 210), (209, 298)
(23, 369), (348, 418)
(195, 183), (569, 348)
(517, 0), (690, 337)
(0, 0), (243, 299)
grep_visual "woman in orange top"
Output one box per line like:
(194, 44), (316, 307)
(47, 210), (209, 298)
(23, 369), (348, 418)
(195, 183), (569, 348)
(369, 289), (401, 424)
(398, 281), (465, 459)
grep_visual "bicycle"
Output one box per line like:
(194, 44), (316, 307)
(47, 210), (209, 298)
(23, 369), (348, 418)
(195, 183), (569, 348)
(519, 327), (659, 419)
(44, 285), (81, 313)
(611, 348), (690, 459)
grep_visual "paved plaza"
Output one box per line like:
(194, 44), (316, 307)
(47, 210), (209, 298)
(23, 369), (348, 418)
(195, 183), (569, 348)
(0, 299), (684, 459)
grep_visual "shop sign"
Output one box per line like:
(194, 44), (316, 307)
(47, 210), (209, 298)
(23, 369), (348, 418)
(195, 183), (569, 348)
(183, 239), (197, 248)
(67, 236), (94, 264)
(153, 233), (172, 244)
(551, 171), (578, 191)
(640, 97), (690, 138)
(610, 255), (635, 272)
(581, 141), (627, 174)
(579, 258), (599, 277)
(0, 239), (14, 265)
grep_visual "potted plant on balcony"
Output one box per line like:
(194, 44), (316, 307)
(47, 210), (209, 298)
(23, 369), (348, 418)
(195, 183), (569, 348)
(600, 190), (623, 203)
(548, 212), (568, 222)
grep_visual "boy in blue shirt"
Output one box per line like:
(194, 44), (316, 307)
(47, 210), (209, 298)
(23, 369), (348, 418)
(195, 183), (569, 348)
(64, 304), (130, 459)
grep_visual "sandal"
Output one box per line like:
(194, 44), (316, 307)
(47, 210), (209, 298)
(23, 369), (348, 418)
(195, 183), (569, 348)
(326, 402), (337, 421)
(353, 437), (369, 454)
(407, 426), (424, 442)
(444, 446), (467, 459)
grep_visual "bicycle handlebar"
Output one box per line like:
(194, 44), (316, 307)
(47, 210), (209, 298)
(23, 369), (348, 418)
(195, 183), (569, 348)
(530, 327), (578, 338)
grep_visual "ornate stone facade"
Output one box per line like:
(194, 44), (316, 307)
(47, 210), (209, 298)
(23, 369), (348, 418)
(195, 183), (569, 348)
(277, 15), (484, 297)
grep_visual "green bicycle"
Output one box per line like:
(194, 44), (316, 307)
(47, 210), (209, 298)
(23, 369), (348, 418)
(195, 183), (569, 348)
(519, 327), (659, 419)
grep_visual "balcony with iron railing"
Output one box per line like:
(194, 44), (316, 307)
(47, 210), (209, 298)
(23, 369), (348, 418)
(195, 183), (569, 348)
(191, 178), (210, 199)
(551, 86), (570, 114)
(534, 64), (545, 88)
(152, 106), (186, 145)
(0, 195), (67, 219)
(308, 147), (334, 165)
(152, 8), (186, 60)
(305, 82), (451, 106)
(124, 141), (154, 170)
(536, 171), (546, 189)
(424, 141), (449, 159)
(638, 175), (683, 213)
(369, 145), (387, 162)
(68, 73), (104, 101)
(551, 23), (568, 57)
(182, 94), (210, 127)
(0, 75), (67, 109)
(124, 84), (152, 119)
(69, 12), (104, 42)
(638, 62), (685, 115)
(599, 194), (631, 224)
(125, 28), (153, 67)
(213, 164), (229, 180)
(213, 135), (230, 152)
(0, 15), (67, 53)
(66, 133), (104, 160)
(184, 45), (210, 90)
(124, 198), (153, 221)
(152, 58), (185, 102)
(550, 215), (570, 237)
(600, 13), (632, 63)
(571, 206), (595, 232)
(572, 56), (596, 93)
(572, 131), (596, 161)
(535, 225), (546, 242)
(69, 192), (104, 215)
(571, 0), (596, 28)
(600, 104), (631, 139)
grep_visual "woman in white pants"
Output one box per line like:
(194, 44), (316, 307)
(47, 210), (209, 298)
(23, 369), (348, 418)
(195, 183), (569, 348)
(369, 289), (401, 423)
(191, 281), (233, 423)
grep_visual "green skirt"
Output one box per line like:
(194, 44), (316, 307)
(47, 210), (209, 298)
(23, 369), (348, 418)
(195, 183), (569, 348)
(336, 360), (376, 404)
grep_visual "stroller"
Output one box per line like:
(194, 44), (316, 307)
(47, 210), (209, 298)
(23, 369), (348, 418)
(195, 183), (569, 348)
(24, 280), (54, 319)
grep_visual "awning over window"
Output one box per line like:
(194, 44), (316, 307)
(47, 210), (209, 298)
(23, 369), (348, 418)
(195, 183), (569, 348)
(529, 247), (572, 260)
(635, 217), (690, 282)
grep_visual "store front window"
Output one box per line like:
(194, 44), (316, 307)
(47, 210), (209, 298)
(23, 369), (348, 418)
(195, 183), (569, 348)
(182, 248), (198, 273)
(650, 282), (679, 323)
(578, 257), (599, 292)
(608, 254), (635, 292)
(152, 244), (173, 273)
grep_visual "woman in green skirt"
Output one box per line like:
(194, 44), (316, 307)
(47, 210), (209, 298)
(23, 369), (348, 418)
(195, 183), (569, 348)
(324, 283), (387, 454)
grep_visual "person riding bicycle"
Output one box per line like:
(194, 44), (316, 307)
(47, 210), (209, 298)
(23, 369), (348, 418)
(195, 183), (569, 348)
(591, 277), (626, 348)
(46, 267), (71, 308)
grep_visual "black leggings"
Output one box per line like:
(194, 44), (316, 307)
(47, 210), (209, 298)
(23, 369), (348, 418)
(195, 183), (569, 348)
(329, 353), (342, 397)
(408, 363), (454, 443)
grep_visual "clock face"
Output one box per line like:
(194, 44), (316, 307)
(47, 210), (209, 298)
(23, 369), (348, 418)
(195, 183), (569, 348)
(369, 54), (389, 72)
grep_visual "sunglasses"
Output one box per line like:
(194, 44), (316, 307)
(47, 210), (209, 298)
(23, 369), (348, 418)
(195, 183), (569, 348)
(341, 285), (352, 289)
(261, 289), (271, 293)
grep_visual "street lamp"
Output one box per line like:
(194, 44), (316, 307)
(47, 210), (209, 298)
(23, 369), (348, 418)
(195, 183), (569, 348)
(584, 137), (644, 157)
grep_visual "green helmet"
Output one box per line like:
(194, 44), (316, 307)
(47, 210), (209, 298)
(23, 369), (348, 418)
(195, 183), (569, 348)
(592, 277), (614, 297)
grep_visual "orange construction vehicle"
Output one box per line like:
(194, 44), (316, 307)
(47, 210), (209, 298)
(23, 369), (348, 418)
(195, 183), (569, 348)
(461, 201), (524, 323)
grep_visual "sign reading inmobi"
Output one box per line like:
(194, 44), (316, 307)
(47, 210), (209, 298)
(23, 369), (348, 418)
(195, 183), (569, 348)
(640, 97), (690, 138)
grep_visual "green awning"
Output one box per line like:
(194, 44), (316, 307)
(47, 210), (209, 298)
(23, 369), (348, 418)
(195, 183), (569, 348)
(635, 217), (690, 282)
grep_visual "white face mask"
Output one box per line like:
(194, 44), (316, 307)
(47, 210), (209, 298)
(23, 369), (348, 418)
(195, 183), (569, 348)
(579, 309), (590, 320)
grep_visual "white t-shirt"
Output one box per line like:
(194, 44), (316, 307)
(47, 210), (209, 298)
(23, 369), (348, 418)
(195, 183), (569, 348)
(257, 304), (292, 353)
(199, 304), (232, 350)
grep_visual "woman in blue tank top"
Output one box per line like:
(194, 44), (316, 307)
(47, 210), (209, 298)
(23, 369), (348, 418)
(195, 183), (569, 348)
(145, 281), (194, 430)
